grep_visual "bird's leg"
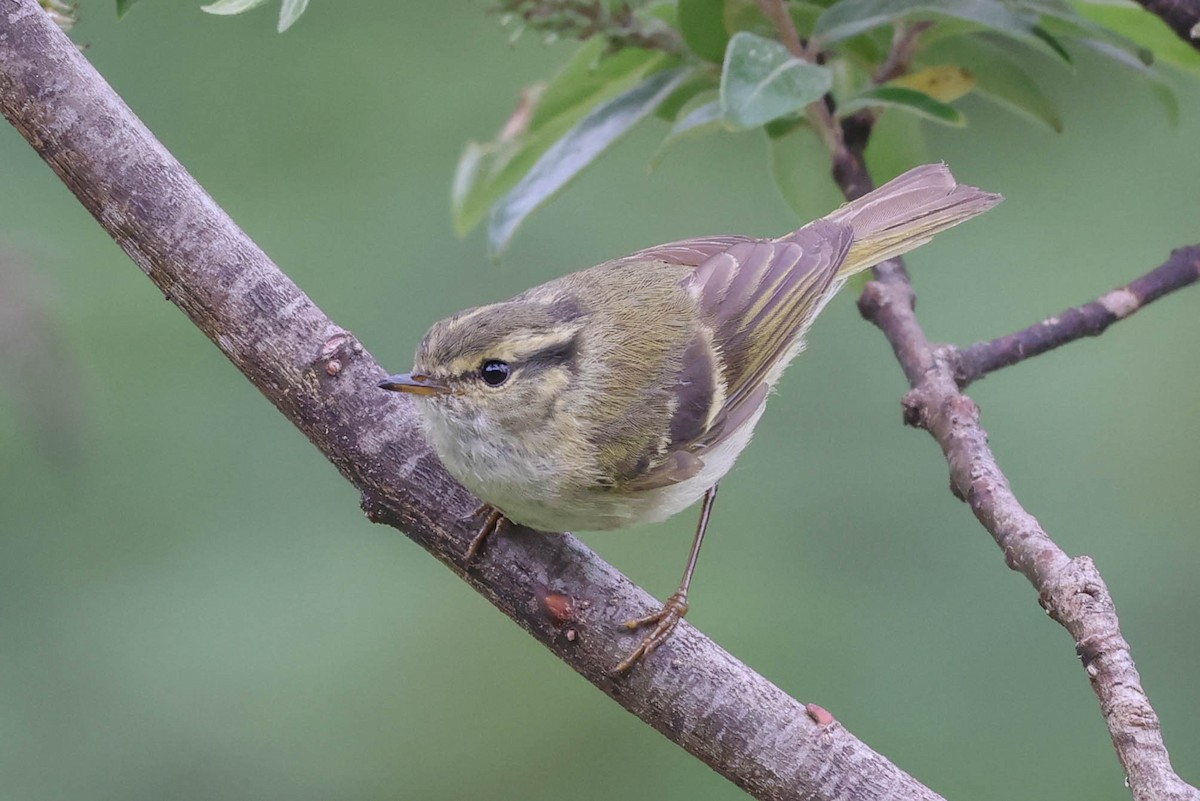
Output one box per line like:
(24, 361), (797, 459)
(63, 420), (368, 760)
(466, 503), (512, 561)
(613, 484), (718, 674)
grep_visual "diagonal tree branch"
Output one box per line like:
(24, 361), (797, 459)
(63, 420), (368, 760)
(955, 245), (1200, 387)
(0, 2), (945, 800)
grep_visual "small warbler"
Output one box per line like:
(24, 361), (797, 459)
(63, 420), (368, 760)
(381, 163), (1000, 671)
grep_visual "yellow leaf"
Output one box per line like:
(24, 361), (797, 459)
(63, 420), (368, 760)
(890, 66), (975, 103)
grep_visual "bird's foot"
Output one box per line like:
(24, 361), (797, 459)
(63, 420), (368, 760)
(613, 591), (689, 674)
(466, 503), (511, 561)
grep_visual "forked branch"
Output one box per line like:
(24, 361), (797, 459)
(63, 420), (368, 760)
(845, 137), (1200, 801)
(747, 4), (1199, 796)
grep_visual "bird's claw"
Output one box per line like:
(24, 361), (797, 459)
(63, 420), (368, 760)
(613, 591), (689, 674)
(466, 504), (510, 561)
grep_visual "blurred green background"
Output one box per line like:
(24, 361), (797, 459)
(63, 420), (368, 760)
(2, 2), (1198, 799)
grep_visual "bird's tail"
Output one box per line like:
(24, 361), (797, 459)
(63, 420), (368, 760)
(817, 163), (1002, 277)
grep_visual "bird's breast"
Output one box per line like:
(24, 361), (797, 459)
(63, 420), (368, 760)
(416, 390), (766, 533)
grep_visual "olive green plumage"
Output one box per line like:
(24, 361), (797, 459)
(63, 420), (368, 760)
(386, 164), (1001, 534)
(381, 163), (1000, 671)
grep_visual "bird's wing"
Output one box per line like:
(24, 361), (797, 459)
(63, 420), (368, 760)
(617, 235), (750, 267)
(623, 222), (853, 491)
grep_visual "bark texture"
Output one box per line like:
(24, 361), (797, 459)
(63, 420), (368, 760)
(0, 2), (945, 799)
(851, 188), (1199, 801)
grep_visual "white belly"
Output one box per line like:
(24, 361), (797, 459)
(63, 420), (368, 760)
(419, 400), (765, 532)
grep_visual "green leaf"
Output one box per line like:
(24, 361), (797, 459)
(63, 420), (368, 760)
(1073, 1), (1200, 76)
(840, 85), (967, 125)
(722, 0), (775, 38)
(277, 0), (308, 31)
(1073, 37), (1179, 124)
(815, 0), (1036, 46)
(531, 43), (662, 129)
(1024, 0), (1152, 63)
(719, 32), (832, 129)
(116, 0), (139, 17)
(788, 2), (828, 38)
(451, 41), (672, 237)
(652, 98), (727, 166)
(655, 68), (720, 120)
(767, 126), (843, 222)
(814, 0), (1074, 64)
(863, 107), (930, 183)
(925, 35), (1062, 131)
(201, 0), (271, 14)
(1030, 24), (1074, 62)
(488, 67), (691, 256)
(680, 0), (730, 61)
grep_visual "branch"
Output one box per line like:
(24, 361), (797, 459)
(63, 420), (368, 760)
(956, 245), (1200, 387)
(755, 0), (807, 59)
(835, 146), (1200, 801)
(0, 2), (944, 800)
(873, 21), (933, 85)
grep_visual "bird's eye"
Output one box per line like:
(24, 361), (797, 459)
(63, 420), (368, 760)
(479, 359), (511, 387)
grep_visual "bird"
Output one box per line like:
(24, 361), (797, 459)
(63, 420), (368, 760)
(380, 163), (1001, 672)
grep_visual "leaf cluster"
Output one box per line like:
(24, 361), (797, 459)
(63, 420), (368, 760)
(108, 0), (1200, 252)
(445, 0), (1200, 254)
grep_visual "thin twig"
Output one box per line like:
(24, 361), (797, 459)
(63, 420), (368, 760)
(873, 21), (932, 84)
(755, 0), (807, 59)
(755, 0), (861, 196)
(839, 142), (1200, 801)
(956, 244), (1200, 387)
(0, 2), (945, 800)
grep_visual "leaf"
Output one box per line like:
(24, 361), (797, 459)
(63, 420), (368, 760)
(788, 2), (827, 39)
(815, 0), (1037, 46)
(839, 85), (967, 125)
(719, 31), (832, 129)
(1073, 37), (1179, 124)
(863, 107), (930, 182)
(201, 0), (271, 14)
(767, 126), (844, 222)
(655, 68), (720, 121)
(487, 67), (691, 256)
(651, 98), (727, 166)
(1030, 24), (1074, 62)
(116, 0), (139, 17)
(1021, 0), (1152, 63)
(890, 65), (976, 102)
(679, 0), (730, 62)
(277, 0), (309, 31)
(722, 0), (775, 38)
(1072, 0), (1200, 76)
(924, 35), (1063, 131)
(451, 41), (672, 237)
(532, 44), (663, 130)
(814, 0), (1073, 64)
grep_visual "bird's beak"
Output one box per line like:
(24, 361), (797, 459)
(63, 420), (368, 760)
(378, 372), (450, 396)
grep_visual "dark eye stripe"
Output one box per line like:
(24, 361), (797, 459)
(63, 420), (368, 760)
(521, 334), (579, 371)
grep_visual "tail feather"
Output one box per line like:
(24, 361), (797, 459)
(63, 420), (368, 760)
(812, 163), (1002, 277)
